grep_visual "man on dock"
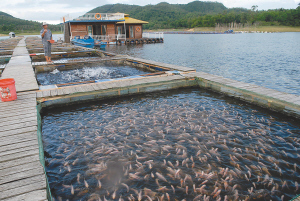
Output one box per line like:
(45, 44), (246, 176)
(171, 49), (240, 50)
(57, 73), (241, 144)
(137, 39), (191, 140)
(40, 22), (53, 63)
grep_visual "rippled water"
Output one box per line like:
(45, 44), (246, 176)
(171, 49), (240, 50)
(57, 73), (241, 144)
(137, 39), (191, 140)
(42, 88), (300, 201)
(36, 64), (150, 85)
(106, 33), (300, 96)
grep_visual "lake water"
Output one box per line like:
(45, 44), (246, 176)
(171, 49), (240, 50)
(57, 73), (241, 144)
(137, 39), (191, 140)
(0, 36), (9, 41)
(106, 33), (300, 96)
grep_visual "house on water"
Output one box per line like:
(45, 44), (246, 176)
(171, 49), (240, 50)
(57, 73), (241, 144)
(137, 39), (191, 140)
(62, 13), (163, 44)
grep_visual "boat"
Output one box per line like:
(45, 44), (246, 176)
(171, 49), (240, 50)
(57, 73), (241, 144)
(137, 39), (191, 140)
(224, 29), (234, 34)
(71, 35), (107, 49)
(94, 40), (107, 49)
(71, 36), (94, 48)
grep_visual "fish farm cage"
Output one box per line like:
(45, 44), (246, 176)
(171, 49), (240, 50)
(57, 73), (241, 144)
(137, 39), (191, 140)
(1, 36), (299, 201)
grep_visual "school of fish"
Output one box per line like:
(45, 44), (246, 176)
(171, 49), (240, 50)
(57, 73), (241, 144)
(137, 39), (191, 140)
(36, 64), (148, 86)
(42, 89), (300, 201)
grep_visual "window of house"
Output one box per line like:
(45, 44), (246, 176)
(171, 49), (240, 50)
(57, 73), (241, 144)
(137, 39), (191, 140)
(87, 25), (92, 36)
(130, 26), (134, 38)
(101, 25), (107, 35)
(117, 27), (122, 35)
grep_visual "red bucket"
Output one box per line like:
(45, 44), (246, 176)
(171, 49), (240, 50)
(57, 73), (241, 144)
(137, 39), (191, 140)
(0, 78), (17, 102)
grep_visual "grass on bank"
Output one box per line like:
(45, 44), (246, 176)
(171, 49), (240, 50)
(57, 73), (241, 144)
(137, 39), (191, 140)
(1, 26), (300, 36)
(148, 26), (300, 33)
(0, 31), (63, 36)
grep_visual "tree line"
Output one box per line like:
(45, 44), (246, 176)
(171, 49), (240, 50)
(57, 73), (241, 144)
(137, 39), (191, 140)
(89, 1), (300, 30)
(173, 6), (300, 29)
(0, 12), (61, 34)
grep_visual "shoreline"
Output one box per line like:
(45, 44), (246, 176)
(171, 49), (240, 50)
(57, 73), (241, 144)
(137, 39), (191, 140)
(146, 26), (300, 33)
(1, 26), (299, 36)
(0, 31), (63, 37)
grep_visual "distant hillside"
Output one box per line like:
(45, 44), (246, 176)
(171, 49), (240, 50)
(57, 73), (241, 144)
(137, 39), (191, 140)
(88, 1), (231, 29)
(88, 1), (300, 29)
(0, 11), (60, 34)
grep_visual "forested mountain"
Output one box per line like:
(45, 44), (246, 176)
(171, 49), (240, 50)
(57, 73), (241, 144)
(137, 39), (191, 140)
(0, 12), (61, 34)
(88, 1), (231, 29)
(1, 1), (299, 33)
(88, 1), (300, 29)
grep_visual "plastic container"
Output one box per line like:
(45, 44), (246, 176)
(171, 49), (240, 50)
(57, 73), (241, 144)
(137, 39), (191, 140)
(48, 40), (55, 44)
(0, 78), (17, 102)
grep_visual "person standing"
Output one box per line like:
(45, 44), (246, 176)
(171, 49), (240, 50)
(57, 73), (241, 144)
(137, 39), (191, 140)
(40, 22), (53, 63)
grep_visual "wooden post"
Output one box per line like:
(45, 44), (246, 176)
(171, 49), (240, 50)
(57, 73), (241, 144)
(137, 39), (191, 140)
(64, 23), (71, 43)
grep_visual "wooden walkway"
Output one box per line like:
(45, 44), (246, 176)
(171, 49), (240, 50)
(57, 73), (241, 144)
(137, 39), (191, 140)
(1, 38), (39, 92)
(0, 38), (47, 200)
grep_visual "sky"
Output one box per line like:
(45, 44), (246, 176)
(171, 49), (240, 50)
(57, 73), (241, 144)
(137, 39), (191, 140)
(1, 0), (299, 24)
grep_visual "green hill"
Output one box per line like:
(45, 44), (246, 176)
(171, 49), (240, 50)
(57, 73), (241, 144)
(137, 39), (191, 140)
(88, 1), (229, 29)
(88, 1), (300, 29)
(0, 11), (60, 34)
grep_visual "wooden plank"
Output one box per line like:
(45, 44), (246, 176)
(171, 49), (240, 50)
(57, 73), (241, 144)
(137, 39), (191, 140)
(0, 174), (45, 192)
(0, 154), (40, 171)
(0, 139), (39, 153)
(0, 144), (39, 157)
(0, 120), (37, 132)
(0, 100), (36, 108)
(0, 166), (44, 185)
(0, 107), (36, 118)
(0, 106), (36, 115)
(17, 91), (37, 97)
(0, 148), (39, 164)
(0, 126), (37, 138)
(0, 161), (43, 177)
(0, 98), (36, 106)
(0, 116), (37, 127)
(0, 112), (37, 124)
(2, 189), (47, 201)
(0, 131), (37, 147)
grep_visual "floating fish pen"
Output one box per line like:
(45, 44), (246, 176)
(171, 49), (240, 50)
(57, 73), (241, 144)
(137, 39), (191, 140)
(1, 36), (299, 201)
(26, 37), (86, 54)
(35, 61), (159, 88)
(41, 88), (300, 201)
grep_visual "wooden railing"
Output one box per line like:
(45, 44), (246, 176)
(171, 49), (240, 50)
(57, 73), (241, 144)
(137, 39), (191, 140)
(142, 32), (164, 39)
(91, 34), (126, 41)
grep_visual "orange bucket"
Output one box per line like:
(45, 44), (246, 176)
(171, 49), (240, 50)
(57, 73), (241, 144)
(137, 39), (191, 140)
(0, 78), (17, 102)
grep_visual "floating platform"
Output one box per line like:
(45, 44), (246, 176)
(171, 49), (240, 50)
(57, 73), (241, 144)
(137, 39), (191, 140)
(124, 37), (164, 44)
(0, 38), (47, 201)
(0, 36), (300, 201)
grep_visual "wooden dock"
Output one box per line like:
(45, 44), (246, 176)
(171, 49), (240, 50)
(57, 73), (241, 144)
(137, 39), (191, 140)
(0, 38), (47, 200)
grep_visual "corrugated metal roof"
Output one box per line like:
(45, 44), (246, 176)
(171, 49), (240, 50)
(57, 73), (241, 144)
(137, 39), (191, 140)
(117, 17), (148, 24)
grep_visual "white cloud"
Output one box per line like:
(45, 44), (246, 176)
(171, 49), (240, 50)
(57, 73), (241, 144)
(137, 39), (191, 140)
(0, 0), (299, 24)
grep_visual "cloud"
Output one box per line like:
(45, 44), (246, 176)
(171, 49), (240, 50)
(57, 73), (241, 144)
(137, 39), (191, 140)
(1, 0), (299, 24)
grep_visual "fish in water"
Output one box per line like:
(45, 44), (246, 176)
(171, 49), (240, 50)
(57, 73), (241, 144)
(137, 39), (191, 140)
(43, 89), (300, 201)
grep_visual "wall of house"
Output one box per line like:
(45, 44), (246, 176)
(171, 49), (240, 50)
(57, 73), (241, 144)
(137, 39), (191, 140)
(70, 24), (87, 38)
(107, 24), (115, 36)
(134, 25), (142, 39)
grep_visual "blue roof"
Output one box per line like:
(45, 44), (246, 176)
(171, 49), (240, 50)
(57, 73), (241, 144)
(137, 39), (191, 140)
(66, 20), (125, 23)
